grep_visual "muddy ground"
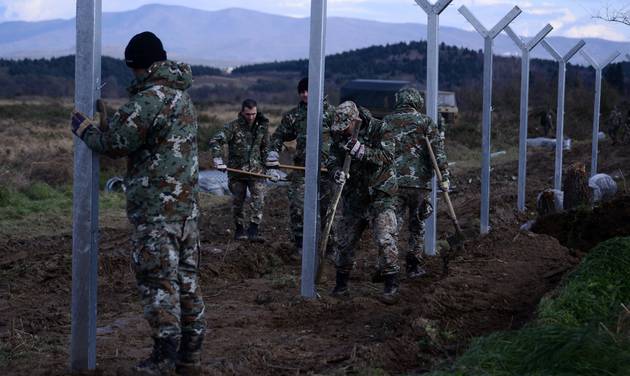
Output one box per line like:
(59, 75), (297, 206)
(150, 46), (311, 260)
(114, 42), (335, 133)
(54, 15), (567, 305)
(1, 140), (629, 375)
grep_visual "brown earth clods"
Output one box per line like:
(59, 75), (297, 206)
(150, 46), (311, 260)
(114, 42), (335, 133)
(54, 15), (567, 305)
(1, 140), (629, 375)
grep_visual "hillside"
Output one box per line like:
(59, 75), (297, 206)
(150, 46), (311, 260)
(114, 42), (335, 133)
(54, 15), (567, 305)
(0, 4), (626, 67)
(1, 40), (627, 132)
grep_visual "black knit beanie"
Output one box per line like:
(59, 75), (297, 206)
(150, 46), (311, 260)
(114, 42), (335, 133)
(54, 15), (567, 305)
(124, 31), (167, 69)
(297, 77), (308, 93)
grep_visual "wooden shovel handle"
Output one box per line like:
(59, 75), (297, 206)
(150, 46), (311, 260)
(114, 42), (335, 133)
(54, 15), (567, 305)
(423, 137), (463, 235)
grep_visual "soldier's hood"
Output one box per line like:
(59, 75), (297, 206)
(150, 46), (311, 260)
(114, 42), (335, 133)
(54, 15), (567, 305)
(394, 89), (424, 112)
(128, 60), (193, 95)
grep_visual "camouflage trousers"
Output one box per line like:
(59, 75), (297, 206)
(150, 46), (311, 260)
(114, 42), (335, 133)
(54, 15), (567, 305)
(131, 219), (206, 351)
(332, 192), (400, 275)
(228, 178), (266, 227)
(287, 172), (333, 246)
(394, 187), (433, 263)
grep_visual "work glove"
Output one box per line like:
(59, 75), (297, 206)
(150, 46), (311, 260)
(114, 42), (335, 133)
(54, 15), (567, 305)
(71, 110), (95, 139)
(265, 151), (280, 168)
(267, 168), (283, 183)
(343, 138), (365, 160)
(333, 170), (349, 185)
(440, 179), (450, 192)
(213, 158), (227, 172)
(96, 99), (109, 131)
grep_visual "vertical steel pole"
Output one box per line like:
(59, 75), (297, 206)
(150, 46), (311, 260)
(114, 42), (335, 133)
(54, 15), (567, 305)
(425, 12), (439, 256)
(541, 40), (585, 191)
(71, 0), (101, 371)
(591, 68), (603, 176)
(504, 25), (552, 212)
(458, 5), (521, 234)
(581, 50), (620, 177)
(301, 0), (327, 298)
(517, 52), (530, 211)
(554, 63), (567, 190)
(416, 0), (452, 255)
(480, 37), (493, 234)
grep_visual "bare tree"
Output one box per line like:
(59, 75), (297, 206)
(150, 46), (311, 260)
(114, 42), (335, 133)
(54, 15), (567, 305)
(595, 3), (630, 26)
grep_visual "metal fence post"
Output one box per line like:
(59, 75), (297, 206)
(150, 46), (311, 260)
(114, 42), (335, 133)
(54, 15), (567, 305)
(580, 49), (620, 177)
(301, 0), (327, 298)
(458, 5), (521, 234)
(415, 0), (452, 256)
(71, 0), (101, 371)
(541, 40), (585, 191)
(504, 24), (553, 212)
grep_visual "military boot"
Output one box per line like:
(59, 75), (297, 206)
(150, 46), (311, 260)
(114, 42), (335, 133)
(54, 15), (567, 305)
(133, 336), (178, 376)
(406, 253), (427, 279)
(247, 222), (264, 242)
(234, 224), (247, 241)
(371, 269), (385, 283)
(331, 271), (350, 298)
(176, 332), (204, 376)
(381, 274), (400, 305)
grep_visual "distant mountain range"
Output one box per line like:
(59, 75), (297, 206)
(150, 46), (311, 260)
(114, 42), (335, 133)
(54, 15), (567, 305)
(0, 4), (627, 68)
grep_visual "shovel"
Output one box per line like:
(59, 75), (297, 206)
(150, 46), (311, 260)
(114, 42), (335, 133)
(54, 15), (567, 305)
(219, 167), (285, 182)
(423, 137), (465, 274)
(315, 123), (361, 284)
(278, 164), (328, 173)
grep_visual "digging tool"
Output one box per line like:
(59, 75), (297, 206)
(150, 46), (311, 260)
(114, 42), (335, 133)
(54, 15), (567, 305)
(279, 164), (328, 173)
(220, 167), (279, 180)
(423, 136), (465, 274)
(315, 123), (361, 284)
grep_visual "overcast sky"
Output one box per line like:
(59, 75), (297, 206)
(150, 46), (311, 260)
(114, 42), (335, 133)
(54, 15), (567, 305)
(1, 0), (629, 42)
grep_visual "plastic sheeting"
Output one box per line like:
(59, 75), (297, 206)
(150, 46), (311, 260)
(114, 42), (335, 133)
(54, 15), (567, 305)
(527, 137), (572, 151)
(589, 173), (617, 202)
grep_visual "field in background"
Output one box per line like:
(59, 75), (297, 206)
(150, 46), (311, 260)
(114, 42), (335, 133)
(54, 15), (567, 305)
(1, 98), (630, 375)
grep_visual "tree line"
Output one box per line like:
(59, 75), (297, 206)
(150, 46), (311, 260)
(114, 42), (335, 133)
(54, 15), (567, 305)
(0, 55), (223, 98)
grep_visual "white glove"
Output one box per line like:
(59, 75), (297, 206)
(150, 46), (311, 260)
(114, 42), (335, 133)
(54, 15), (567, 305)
(266, 151), (280, 167)
(344, 139), (365, 160)
(268, 168), (283, 183)
(333, 170), (349, 185)
(440, 179), (450, 192)
(213, 158), (227, 172)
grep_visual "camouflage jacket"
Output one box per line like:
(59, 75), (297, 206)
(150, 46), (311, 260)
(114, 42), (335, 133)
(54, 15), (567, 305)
(327, 107), (397, 197)
(209, 113), (270, 179)
(82, 60), (199, 225)
(270, 100), (335, 165)
(385, 105), (449, 190)
(608, 110), (623, 129)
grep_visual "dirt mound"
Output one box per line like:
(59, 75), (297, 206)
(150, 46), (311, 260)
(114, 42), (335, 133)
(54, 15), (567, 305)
(0, 215), (577, 375)
(532, 195), (630, 251)
(3, 138), (630, 375)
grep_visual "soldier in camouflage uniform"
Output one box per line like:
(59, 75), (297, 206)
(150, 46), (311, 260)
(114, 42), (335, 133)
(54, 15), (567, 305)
(607, 106), (623, 145)
(267, 78), (335, 253)
(71, 32), (205, 375)
(327, 101), (400, 304)
(209, 99), (270, 241)
(384, 88), (450, 280)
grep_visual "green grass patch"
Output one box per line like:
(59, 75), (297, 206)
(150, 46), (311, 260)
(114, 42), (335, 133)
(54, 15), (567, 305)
(0, 182), (126, 237)
(538, 238), (630, 327)
(429, 237), (630, 376)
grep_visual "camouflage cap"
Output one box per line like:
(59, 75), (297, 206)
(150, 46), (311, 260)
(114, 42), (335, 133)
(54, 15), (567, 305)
(395, 87), (423, 112)
(331, 101), (360, 133)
